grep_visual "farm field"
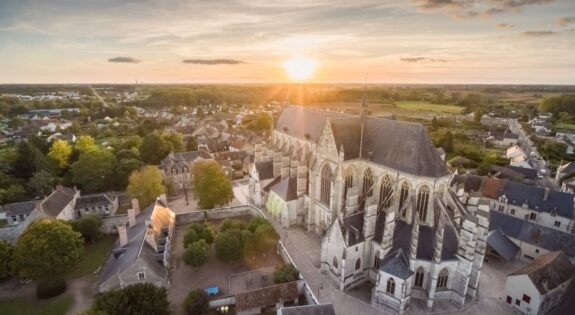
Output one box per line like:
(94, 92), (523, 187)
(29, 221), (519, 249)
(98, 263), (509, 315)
(395, 101), (463, 114)
(554, 123), (575, 130)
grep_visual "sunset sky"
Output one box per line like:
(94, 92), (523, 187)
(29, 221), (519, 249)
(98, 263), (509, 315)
(1, 0), (574, 84)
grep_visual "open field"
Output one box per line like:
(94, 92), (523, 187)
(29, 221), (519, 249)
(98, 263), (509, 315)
(0, 294), (73, 315)
(554, 122), (575, 130)
(66, 236), (116, 278)
(395, 101), (463, 114)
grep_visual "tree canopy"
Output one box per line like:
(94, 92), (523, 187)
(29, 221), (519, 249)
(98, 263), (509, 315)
(191, 160), (233, 209)
(127, 165), (165, 208)
(48, 139), (72, 170)
(139, 132), (173, 165)
(88, 283), (170, 315)
(183, 239), (209, 269)
(0, 240), (14, 280)
(71, 149), (116, 193)
(14, 219), (84, 279)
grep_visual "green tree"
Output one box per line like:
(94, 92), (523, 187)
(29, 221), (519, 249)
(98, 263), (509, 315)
(183, 289), (209, 315)
(119, 135), (143, 151)
(48, 139), (72, 170)
(29, 170), (57, 197)
(71, 149), (117, 193)
(14, 219), (84, 279)
(140, 132), (173, 165)
(10, 141), (36, 179)
(89, 283), (170, 315)
(75, 135), (98, 154)
(215, 229), (244, 262)
(0, 240), (14, 280)
(71, 214), (103, 243)
(474, 109), (483, 123)
(186, 136), (198, 151)
(184, 223), (216, 247)
(192, 160), (234, 209)
(183, 240), (209, 268)
(163, 132), (184, 152)
(127, 166), (165, 208)
(114, 158), (143, 190)
(273, 264), (299, 284)
(443, 131), (454, 153)
(0, 184), (26, 205)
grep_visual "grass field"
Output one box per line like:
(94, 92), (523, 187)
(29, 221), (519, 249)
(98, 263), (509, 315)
(66, 235), (116, 278)
(395, 101), (463, 114)
(554, 122), (575, 130)
(0, 294), (73, 315)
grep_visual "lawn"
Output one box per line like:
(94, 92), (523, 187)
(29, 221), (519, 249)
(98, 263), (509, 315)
(66, 235), (117, 278)
(554, 122), (575, 130)
(395, 101), (463, 114)
(0, 294), (73, 315)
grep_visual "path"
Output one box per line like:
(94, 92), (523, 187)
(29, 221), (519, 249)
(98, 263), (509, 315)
(89, 85), (109, 108)
(65, 276), (94, 315)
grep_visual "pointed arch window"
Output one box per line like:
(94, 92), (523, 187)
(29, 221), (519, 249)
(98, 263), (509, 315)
(362, 168), (374, 198)
(355, 258), (361, 271)
(437, 268), (449, 288)
(398, 182), (410, 217)
(320, 165), (333, 207)
(414, 267), (424, 287)
(333, 257), (339, 269)
(379, 175), (393, 209)
(344, 167), (354, 204)
(386, 278), (396, 295)
(417, 186), (431, 222)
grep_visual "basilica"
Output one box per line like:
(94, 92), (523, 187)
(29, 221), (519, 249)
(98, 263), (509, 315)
(249, 100), (488, 313)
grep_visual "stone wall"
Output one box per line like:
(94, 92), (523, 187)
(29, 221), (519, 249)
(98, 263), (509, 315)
(0, 210), (44, 242)
(100, 214), (129, 234)
(175, 205), (264, 226)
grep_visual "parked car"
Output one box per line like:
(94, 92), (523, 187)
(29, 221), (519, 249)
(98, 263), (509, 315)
(539, 169), (547, 175)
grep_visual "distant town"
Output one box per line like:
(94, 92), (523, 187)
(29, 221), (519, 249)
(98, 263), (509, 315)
(0, 84), (575, 315)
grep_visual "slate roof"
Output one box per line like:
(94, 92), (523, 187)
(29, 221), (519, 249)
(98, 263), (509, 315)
(558, 161), (575, 175)
(390, 220), (458, 261)
(74, 194), (114, 210)
(275, 105), (351, 142)
(39, 186), (77, 217)
(160, 150), (213, 167)
(214, 150), (247, 162)
(489, 211), (575, 257)
(342, 212), (365, 246)
(508, 251), (573, 295)
(235, 281), (299, 312)
(330, 117), (449, 177)
(255, 160), (275, 180)
(270, 177), (298, 202)
(3, 200), (38, 217)
(451, 174), (484, 193)
(373, 211), (387, 243)
(501, 181), (574, 218)
(279, 304), (336, 315)
(379, 248), (414, 280)
(492, 165), (538, 181)
(487, 229), (520, 261)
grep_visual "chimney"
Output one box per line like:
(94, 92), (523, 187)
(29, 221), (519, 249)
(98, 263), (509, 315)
(543, 187), (550, 201)
(159, 194), (168, 206)
(131, 198), (140, 216)
(118, 225), (128, 247)
(127, 208), (136, 228)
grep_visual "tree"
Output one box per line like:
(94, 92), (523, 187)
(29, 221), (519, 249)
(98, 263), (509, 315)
(184, 240), (209, 268)
(127, 166), (165, 208)
(71, 214), (103, 243)
(119, 135), (142, 151)
(0, 240), (14, 280)
(163, 132), (184, 152)
(215, 229), (244, 262)
(29, 170), (57, 197)
(184, 223), (216, 247)
(443, 131), (454, 153)
(14, 219), (83, 279)
(71, 149), (116, 193)
(48, 139), (72, 170)
(273, 264), (299, 284)
(183, 289), (209, 315)
(140, 132), (173, 165)
(186, 136), (198, 151)
(75, 135), (98, 154)
(192, 160), (234, 209)
(0, 184), (26, 205)
(114, 158), (143, 190)
(88, 283), (170, 315)
(10, 141), (35, 179)
(474, 108), (483, 123)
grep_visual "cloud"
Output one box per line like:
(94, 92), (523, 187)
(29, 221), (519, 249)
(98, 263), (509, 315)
(496, 23), (513, 29)
(400, 57), (448, 63)
(557, 17), (575, 27)
(182, 59), (245, 65)
(412, 0), (554, 19)
(521, 30), (557, 37)
(108, 57), (141, 63)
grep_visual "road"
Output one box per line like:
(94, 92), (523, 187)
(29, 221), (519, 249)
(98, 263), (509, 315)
(90, 85), (109, 108)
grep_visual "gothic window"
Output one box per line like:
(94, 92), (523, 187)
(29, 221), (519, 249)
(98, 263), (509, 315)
(344, 167), (354, 204)
(320, 165), (333, 207)
(386, 278), (396, 295)
(379, 175), (393, 209)
(374, 254), (380, 269)
(437, 268), (449, 288)
(355, 258), (361, 271)
(398, 182), (410, 217)
(362, 168), (374, 197)
(417, 186), (431, 222)
(333, 257), (338, 269)
(414, 267), (424, 287)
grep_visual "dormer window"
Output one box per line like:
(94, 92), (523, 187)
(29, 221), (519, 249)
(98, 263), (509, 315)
(138, 272), (146, 280)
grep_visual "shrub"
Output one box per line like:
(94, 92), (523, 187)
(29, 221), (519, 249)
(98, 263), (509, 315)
(89, 283), (170, 315)
(215, 229), (244, 262)
(183, 288), (209, 315)
(183, 223), (216, 248)
(36, 277), (67, 299)
(71, 214), (102, 242)
(183, 228), (199, 248)
(184, 240), (209, 268)
(220, 219), (246, 232)
(273, 264), (299, 284)
(0, 240), (14, 280)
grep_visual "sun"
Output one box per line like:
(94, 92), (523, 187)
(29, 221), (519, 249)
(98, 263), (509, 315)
(283, 58), (316, 81)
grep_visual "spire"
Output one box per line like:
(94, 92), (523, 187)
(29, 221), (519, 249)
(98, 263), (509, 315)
(359, 73), (367, 159)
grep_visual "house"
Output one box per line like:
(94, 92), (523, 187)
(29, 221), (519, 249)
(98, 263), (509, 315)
(37, 186), (80, 221)
(490, 131), (519, 147)
(235, 281), (299, 315)
(249, 160), (277, 208)
(436, 147), (446, 161)
(505, 251), (573, 314)
(490, 165), (538, 186)
(554, 161), (575, 187)
(2, 200), (38, 226)
(266, 177), (301, 228)
(47, 132), (76, 143)
(74, 194), (119, 218)
(160, 151), (213, 194)
(98, 196), (175, 292)
(277, 304), (336, 315)
(507, 145), (527, 160)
